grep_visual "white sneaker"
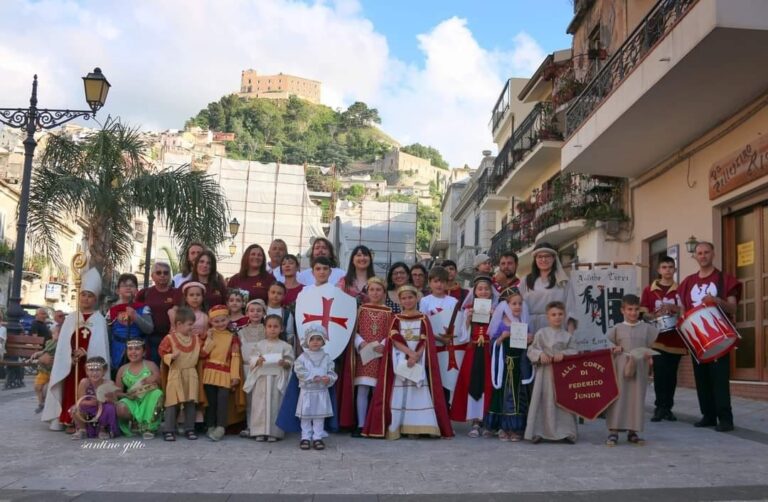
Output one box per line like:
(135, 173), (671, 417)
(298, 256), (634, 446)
(49, 419), (64, 432)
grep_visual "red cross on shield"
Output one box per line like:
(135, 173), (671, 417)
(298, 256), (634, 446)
(295, 283), (357, 360)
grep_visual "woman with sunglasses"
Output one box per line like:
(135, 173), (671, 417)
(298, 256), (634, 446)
(136, 262), (182, 364)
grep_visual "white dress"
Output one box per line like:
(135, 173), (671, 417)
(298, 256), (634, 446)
(294, 349), (337, 420)
(388, 319), (440, 438)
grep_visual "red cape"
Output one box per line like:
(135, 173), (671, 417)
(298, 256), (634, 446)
(362, 313), (454, 438)
(450, 323), (492, 422)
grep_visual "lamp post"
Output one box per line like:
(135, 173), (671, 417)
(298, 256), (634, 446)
(227, 218), (240, 258)
(0, 68), (110, 336)
(685, 235), (699, 256)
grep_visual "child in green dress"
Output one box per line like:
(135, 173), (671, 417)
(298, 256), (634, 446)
(114, 338), (164, 439)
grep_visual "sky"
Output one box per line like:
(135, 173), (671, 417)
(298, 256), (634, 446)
(0, 0), (574, 167)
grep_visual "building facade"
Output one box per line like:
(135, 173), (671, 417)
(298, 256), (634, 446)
(239, 70), (321, 104)
(562, 0), (768, 398)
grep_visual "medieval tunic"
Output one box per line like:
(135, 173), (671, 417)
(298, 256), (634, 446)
(201, 329), (242, 388)
(363, 313), (453, 439)
(420, 294), (461, 394)
(518, 278), (572, 334)
(450, 319), (492, 422)
(244, 338), (294, 438)
(295, 349), (337, 420)
(524, 327), (578, 441)
(42, 311), (110, 425)
(159, 332), (200, 406)
(353, 304), (393, 386)
(605, 322), (658, 432)
(238, 324), (265, 381)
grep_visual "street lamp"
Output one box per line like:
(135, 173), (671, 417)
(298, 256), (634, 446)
(0, 68), (110, 337)
(229, 242), (237, 257)
(685, 235), (699, 255)
(229, 218), (240, 239)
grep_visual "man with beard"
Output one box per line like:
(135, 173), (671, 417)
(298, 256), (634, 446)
(492, 252), (520, 293)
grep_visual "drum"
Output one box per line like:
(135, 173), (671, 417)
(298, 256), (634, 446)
(655, 314), (678, 333)
(677, 303), (740, 363)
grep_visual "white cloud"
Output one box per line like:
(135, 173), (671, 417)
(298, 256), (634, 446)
(0, 0), (547, 166)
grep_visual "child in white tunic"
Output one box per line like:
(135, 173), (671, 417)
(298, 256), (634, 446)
(294, 325), (337, 450)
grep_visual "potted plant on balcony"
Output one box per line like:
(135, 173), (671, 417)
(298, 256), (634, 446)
(553, 75), (585, 107)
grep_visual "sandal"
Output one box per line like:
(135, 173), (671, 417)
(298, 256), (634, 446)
(627, 432), (644, 445)
(313, 439), (325, 450)
(508, 432), (522, 443)
(70, 430), (86, 441)
(605, 434), (618, 447)
(239, 429), (250, 438)
(185, 431), (198, 440)
(142, 432), (155, 440)
(468, 425), (481, 438)
(98, 431), (111, 440)
(498, 430), (510, 442)
(530, 435), (542, 444)
(164, 432), (176, 442)
(299, 439), (311, 450)
(482, 429), (494, 438)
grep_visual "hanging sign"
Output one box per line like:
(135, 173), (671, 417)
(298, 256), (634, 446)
(709, 136), (768, 199)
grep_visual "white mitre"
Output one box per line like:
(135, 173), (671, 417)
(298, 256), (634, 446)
(81, 268), (102, 296)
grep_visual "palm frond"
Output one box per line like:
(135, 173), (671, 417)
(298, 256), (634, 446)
(128, 164), (230, 250)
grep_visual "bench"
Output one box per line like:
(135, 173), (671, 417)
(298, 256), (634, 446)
(1, 334), (45, 389)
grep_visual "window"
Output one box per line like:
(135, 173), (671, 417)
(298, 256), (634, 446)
(474, 215), (480, 247)
(460, 231), (465, 249)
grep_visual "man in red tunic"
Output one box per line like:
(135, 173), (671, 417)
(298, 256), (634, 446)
(492, 252), (520, 293)
(678, 242), (741, 432)
(42, 268), (110, 432)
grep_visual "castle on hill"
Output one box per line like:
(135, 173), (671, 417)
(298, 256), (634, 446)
(239, 69), (321, 104)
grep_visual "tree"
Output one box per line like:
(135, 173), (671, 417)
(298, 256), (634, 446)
(28, 119), (230, 284)
(416, 203), (440, 252)
(346, 184), (366, 201)
(401, 143), (449, 169)
(341, 101), (381, 128)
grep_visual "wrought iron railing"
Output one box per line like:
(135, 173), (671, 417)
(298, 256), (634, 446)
(565, 0), (698, 135)
(491, 102), (562, 192)
(490, 79), (513, 134)
(488, 174), (626, 259)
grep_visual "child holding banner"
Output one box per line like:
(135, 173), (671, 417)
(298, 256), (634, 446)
(524, 301), (578, 444)
(605, 295), (658, 446)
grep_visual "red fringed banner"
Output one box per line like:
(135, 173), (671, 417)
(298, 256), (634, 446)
(552, 348), (619, 420)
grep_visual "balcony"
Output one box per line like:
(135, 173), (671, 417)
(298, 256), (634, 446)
(488, 174), (626, 260)
(457, 245), (482, 274)
(490, 79), (513, 139)
(491, 102), (564, 199)
(476, 168), (507, 211)
(563, 0), (768, 177)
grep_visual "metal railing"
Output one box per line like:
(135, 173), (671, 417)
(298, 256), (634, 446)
(491, 102), (561, 192)
(490, 79), (513, 134)
(566, 0), (698, 135)
(488, 174), (626, 259)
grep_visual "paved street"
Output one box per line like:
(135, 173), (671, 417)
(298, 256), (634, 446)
(1, 377), (767, 500)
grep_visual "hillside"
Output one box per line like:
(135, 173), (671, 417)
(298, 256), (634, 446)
(187, 95), (401, 169)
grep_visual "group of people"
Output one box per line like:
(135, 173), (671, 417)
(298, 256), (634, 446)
(36, 236), (740, 449)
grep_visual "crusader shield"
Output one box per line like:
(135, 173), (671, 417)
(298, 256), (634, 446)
(295, 283), (357, 360)
(428, 306), (465, 393)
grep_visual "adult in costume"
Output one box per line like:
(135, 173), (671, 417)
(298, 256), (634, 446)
(518, 243), (574, 333)
(678, 241), (741, 432)
(42, 268), (110, 431)
(492, 251), (520, 293)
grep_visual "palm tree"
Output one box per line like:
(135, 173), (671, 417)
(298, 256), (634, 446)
(27, 119), (229, 286)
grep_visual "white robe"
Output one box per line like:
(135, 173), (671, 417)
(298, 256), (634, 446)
(41, 311), (109, 423)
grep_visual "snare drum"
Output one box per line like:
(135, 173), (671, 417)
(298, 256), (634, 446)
(677, 303), (740, 363)
(655, 314), (679, 333)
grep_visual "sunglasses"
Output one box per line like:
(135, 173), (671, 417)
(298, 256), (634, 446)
(154, 270), (170, 275)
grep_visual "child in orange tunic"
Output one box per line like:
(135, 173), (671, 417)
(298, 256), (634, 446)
(200, 305), (243, 441)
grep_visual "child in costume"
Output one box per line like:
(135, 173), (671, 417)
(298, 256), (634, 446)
(524, 301), (578, 444)
(605, 295), (659, 446)
(226, 288), (249, 332)
(168, 282), (209, 338)
(238, 298), (265, 438)
(200, 305), (244, 441)
(42, 268), (110, 433)
(486, 287), (531, 441)
(31, 329), (58, 414)
(451, 276), (496, 435)
(107, 273), (153, 376)
(419, 266), (460, 411)
(159, 307), (201, 441)
(294, 325), (337, 450)
(244, 314), (294, 441)
(363, 285), (453, 440)
(343, 276), (391, 435)
(69, 356), (119, 440)
(115, 338), (164, 439)
(266, 282), (296, 344)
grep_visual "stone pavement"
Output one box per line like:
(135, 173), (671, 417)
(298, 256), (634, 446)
(0, 377), (767, 500)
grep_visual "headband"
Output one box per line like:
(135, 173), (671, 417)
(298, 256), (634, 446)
(367, 276), (386, 288)
(126, 338), (145, 349)
(396, 284), (419, 297)
(246, 299), (267, 310)
(182, 281), (206, 293)
(86, 361), (106, 371)
(208, 305), (229, 319)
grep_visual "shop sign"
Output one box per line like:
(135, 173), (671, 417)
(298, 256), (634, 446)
(709, 136), (768, 199)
